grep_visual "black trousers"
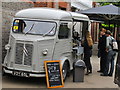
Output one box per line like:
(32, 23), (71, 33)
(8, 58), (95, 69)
(84, 53), (92, 72)
(100, 50), (107, 72)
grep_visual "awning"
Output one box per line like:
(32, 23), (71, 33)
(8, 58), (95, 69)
(76, 4), (120, 23)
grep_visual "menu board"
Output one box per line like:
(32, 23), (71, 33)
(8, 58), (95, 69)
(44, 60), (64, 88)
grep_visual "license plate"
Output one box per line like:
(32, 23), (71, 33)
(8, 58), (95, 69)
(12, 71), (29, 77)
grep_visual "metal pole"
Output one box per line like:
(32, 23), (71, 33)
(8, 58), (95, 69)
(54, 0), (59, 9)
(113, 23), (116, 37)
(109, 20), (110, 31)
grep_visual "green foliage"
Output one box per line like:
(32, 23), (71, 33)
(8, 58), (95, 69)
(99, 2), (120, 28)
(99, 2), (120, 7)
(102, 23), (120, 28)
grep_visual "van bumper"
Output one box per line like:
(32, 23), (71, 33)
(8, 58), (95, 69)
(2, 66), (46, 77)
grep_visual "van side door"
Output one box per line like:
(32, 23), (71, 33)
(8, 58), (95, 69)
(53, 21), (72, 63)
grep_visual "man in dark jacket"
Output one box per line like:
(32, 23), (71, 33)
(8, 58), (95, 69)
(97, 31), (107, 73)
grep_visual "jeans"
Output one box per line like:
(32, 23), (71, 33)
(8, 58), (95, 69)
(104, 50), (116, 76)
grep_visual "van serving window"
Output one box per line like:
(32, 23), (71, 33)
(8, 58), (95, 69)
(12, 19), (56, 36)
(58, 23), (70, 39)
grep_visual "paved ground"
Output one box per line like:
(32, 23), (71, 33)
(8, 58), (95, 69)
(65, 55), (118, 88)
(2, 55), (118, 88)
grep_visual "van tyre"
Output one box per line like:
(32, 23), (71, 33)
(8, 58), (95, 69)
(2, 67), (5, 76)
(62, 61), (70, 81)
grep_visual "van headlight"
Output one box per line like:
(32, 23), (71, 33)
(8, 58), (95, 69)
(42, 49), (48, 55)
(5, 44), (11, 50)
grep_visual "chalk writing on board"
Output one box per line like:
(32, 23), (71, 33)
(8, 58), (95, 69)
(44, 60), (64, 88)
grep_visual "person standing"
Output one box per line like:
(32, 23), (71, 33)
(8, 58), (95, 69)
(101, 30), (116, 76)
(83, 31), (93, 75)
(97, 30), (107, 73)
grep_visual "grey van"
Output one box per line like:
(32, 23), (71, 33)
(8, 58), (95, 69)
(2, 8), (90, 79)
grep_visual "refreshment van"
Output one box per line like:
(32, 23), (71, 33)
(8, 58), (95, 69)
(2, 8), (90, 79)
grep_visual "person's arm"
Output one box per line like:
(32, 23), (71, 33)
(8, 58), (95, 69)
(106, 37), (110, 52)
(98, 37), (100, 49)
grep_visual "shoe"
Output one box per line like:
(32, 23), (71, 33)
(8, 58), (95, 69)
(108, 74), (112, 77)
(85, 72), (90, 75)
(97, 70), (102, 73)
(89, 71), (92, 74)
(85, 71), (92, 75)
(100, 73), (108, 76)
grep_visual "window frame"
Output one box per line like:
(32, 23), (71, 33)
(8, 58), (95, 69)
(58, 22), (72, 39)
(12, 19), (57, 36)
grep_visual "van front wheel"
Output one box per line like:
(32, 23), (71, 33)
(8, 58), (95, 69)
(2, 67), (5, 76)
(62, 61), (69, 81)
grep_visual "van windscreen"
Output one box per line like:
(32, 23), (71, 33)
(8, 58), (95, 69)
(12, 19), (56, 36)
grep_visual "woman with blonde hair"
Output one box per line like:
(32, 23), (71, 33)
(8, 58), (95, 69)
(83, 31), (93, 75)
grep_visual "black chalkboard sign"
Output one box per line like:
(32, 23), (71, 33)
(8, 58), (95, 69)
(44, 60), (64, 88)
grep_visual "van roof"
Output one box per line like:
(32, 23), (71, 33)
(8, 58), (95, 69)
(15, 8), (72, 21)
(70, 12), (89, 21)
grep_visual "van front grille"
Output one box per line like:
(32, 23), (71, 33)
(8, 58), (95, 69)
(24, 44), (33, 66)
(15, 43), (33, 66)
(15, 43), (23, 64)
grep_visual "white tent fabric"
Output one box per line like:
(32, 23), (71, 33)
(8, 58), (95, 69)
(71, 0), (92, 10)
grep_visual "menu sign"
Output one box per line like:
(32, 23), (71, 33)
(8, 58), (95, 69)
(44, 60), (64, 88)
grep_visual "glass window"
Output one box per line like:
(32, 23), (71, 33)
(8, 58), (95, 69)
(58, 23), (70, 39)
(12, 19), (56, 36)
